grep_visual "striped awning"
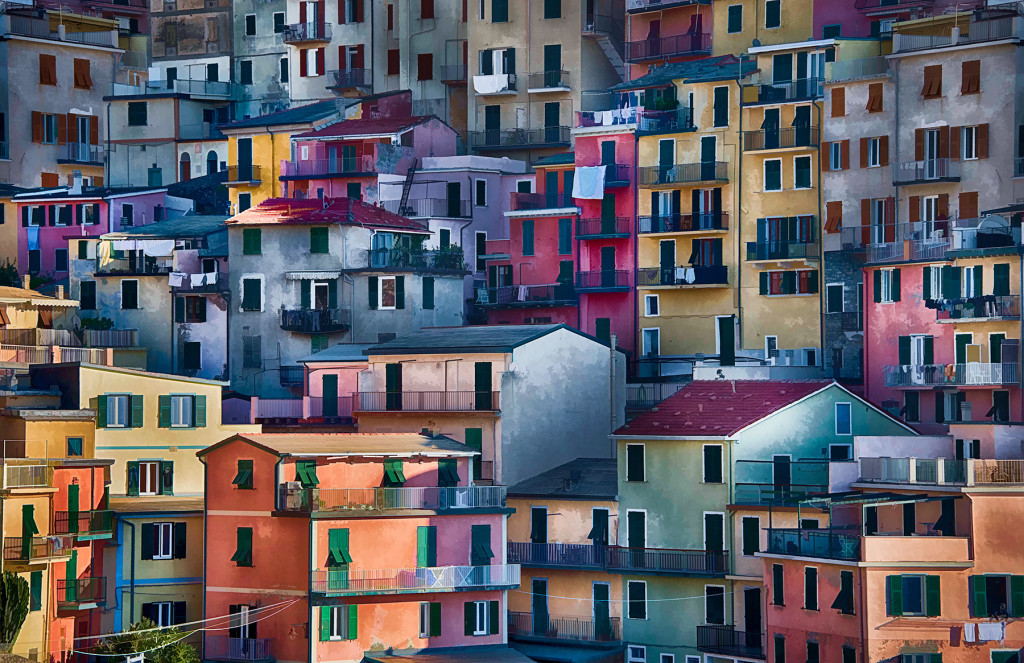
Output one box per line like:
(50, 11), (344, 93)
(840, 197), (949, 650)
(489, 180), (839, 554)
(284, 271), (342, 281)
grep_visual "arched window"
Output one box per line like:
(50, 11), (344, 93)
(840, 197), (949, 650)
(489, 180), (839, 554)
(207, 150), (219, 175)
(179, 152), (191, 182)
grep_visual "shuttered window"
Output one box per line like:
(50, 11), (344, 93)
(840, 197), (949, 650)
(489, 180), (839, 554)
(772, 564), (785, 605)
(295, 459), (319, 487)
(625, 444), (644, 482)
(886, 574), (940, 616)
(233, 460), (253, 489)
(73, 59), (93, 89)
(921, 65), (942, 98)
(382, 460), (406, 487)
(961, 60), (980, 95)
(310, 227), (329, 253)
(417, 526), (437, 567)
(437, 458), (459, 487)
(831, 570), (855, 614)
(231, 527), (253, 566)
(242, 228), (262, 255)
(241, 278), (261, 311)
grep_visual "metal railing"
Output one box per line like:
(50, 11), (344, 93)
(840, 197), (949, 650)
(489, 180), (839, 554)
(282, 21), (331, 42)
(577, 216), (632, 238)
(83, 329), (138, 347)
(0, 142), (8, 159)
(855, 0), (932, 9)
(311, 564), (520, 596)
(734, 483), (827, 505)
(576, 107), (639, 128)
(253, 398), (303, 419)
(637, 266), (728, 287)
(639, 213), (728, 234)
(697, 625), (765, 660)
(742, 126), (820, 151)
(279, 308), (351, 334)
(280, 155), (375, 178)
(605, 546), (728, 575)
(120, 50), (147, 70)
(204, 637), (273, 662)
(936, 295), (1020, 321)
(576, 270), (630, 290)
(365, 248), (467, 272)
(1016, 157), (1024, 178)
(0, 345), (52, 365)
(627, 32), (711, 61)
(354, 391), (500, 412)
(508, 612), (621, 643)
(743, 78), (823, 104)
(477, 284), (577, 306)
(527, 70), (571, 89)
(469, 126), (571, 149)
(637, 107), (694, 134)
(893, 158), (961, 184)
(627, 0), (702, 10)
(56, 577), (106, 605)
(59, 347), (108, 364)
(4, 463), (51, 489)
(226, 165), (261, 183)
(859, 457), (968, 485)
(746, 240), (819, 261)
(328, 68), (371, 89)
(828, 56), (890, 82)
(883, 363), (1019, 387)
(3, 16), (118, 47)
(54, 510), (114, 536)
(380, 198), (471, 218)
(766, 528), (861, 561)
(97, 256), (173, 276)
(894, 16), (1021, 53)
(279, 486), (506, 512)
(61, 144), (105, 164)
(179, 123), (225, 141)
(973, 459), (1024, 484)
(306, 396), (354, 419)
(510, 191), (575, 211)
(507, 542), (606, 567)
(4, 536), (70, 561)
(279, 366), (304, 386)
(639, 161), (728, 186)
(110, 79), (237, 97)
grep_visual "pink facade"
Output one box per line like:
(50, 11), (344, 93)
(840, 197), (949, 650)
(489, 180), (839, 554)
(626, 3), (712, 80)
(812, 0), (872, 40)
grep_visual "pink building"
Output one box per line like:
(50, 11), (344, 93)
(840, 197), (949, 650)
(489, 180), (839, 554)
(626, 1), (712, 81)
(198, 432), (521, 662)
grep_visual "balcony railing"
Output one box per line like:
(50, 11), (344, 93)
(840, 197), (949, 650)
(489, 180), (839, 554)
(639, 161), (728, 186)
(859, 457), (969, 486)
(110, 79), (237, 97)
(742, 126), (820, 151)
(279, 308), (351, 334)
(282, 21), (331, 43)
(743, 78), (823, 104)
(1016, 157), (1024, 178)
(365, 247), (467, 273)
(637, 107), (695, 134)
(477, 284), (577, 307)
(855, 0), (932, 10)
(627, 0), (704, 11)
(893, 158), (961, 184)
(576, 270), (630, 291)
(577, 216), (631, 238)
(311, 564), (520, 596)
(469, 126), (571, 150)
(53, 510), (114, 537)
(279, 365), (304, 387)
(280, 155), (375, 178)
(508, 542), (606, 568)
(527, 70), (571, 90)
(3, 16), (118, 47)
(380, 198), (471, 218)
(97, 256), (173, 276)
(59, 144), (105, 164)
(893, 16), (1022, 53)
(638, 212), (728, 234)
(278, 486), (507, 512)
(828, 56), (890, 82)
(734, 483), (827, 505)
(83, 329), (138, 347)
(637, 266), (728, 287)
(697, 625), (765, 660)
(510, 191), (576, 211)
(627, 32), (711, 61)
(226, 165), (261, 184)
(253, 398), (303, 419)
(204, 637), (273, 662)
(328, 68), (371, 89)
(56, 577), (106, 606)
(576, 107), (639, 128)
(0, 142), (8, 159)
(4, 463), (52, 489)
(509, 612), (621, 643)
(440, 64), (468, 83)
(936, 295), (1020, 321)
(883, 363), (1020, 387)
(354, 391), (500, 412)
(4, 536), (71, 562)
(605, 546), (727, 575)
(766, 528), (861, 561)
(746, 240), (819, 261)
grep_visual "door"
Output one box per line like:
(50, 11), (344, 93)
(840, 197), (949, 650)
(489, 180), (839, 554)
(796, 50), (808, 95)
(601, 246), (616, 288)
(544, 102), (560, 143)
(322, 374), (338, 417)
(545, 171), (559, 207)
(627, 511), (646, 568)
(484, 105), (500, 145)
(77, 116), (90, 161)
(446, 181), (461, 217)
(237, 138), (253, 181)
(773, 455), (792, 495)
(601, 194), (616, 234)
(474, 361), (492, 410)
(658, 139), (674, 181)
(718, 316), (736, 367)
(531, 506), (548, 561)
(925, 129), (940, 179)
(543, 44), (561, 87)
(902, 502), (916, 535)
(385, 362), (402, 411)
(704, 513), (724, 551)
(762, 108), (780, 149)
(700, 136), (717, 180)
(340, 145), (356, 173)
(557, 260), (574, 298)
(532, 579), (549, 635)
(601, 140), (616, 166)
(793, 106), (811, 146)
(179, 153), (191, 182)
(593, 583), (612, 639)
(659, 239), (675, 285)
(743, 588), (762, 650)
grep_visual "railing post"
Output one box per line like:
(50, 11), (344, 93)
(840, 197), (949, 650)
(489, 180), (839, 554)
(936, 459), (945, 485)
(966, 459), (976, 486)
(908, 458), (917, 484)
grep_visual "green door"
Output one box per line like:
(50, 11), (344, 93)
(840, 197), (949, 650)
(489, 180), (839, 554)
(67, 484), (80, 534)
(465, 428), (483, 480)
(322, 374), (338, 417)
(474, 362), (492, 410)
(627, 511), (646, 568)
(532, 578), (548, 635)
(705, 513), (724, 551)
(65, 549), (78, 602)
(601, 194), (616, 235)
(594, 583), (611, 639)
(385, 363), (402, 411)
(601, 247), (617, 288)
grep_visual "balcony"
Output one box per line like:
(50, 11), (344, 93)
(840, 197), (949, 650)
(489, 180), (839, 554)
(204, 637), (273, 663)
(97, 255), (173, 276)
(509, 612), (621, 644)
(282, 21), (331, 44)
(53, 510), (114, 538)
(746, 240), (819, 262)
(507, 542), (606, 569)
(278, 485), (507, 512)
(576, 270), (630, 292)
(576, 107), (639, 129)
(364, 247), (467, 273)
(826, 310), (863, 332)
(828, 56), (890, 82)
(56, 577), (106, 609)
(859, 457), (1024, 486)
(742, 126), (820, 151)
(527, 70), (571, 92)
(82, 328), (138, 347)
(936, 295), (1020, 322)
(605, 546), (727, 576)
(697, 625), (765, 661)
(577, 216), (631, 239)
(639, 161), (728, 186)
(477, 284), (577, 308)
(3, 536), (71, 563)
(380, 198), (471, 218)
(279, 308), (351, 334)
(766, 528), (861, 561)
(627, 0), (703, 11)
(637, 265), (728, 288)
(109, 79), (237, 98)
(882, 363), (1019, 388)
(252, 395), (354, 421)
(733, 459), (829, 506)
(441, 64), (468, 84)
(2, 15), (119, 47)
(855, 0), (932, 12)
(179, 122), (225, 141)
(893, 158), (961, 185)
(279, 365), (304, 387)
(327, 68), (371, 91)
(637, 107), (695, 134)
(469, 126), (571, 150)
(280, 155), (376, 179)
(893, 16), (1023, 54)
(509, 191), (576, 212)
(638, 212), (728, 234)
(58, 144), (105, 165)
(226, 165), (261, 185)
(626, 32), (711, 62)
(3, 462), (52, 490)
(742, 78), (822, 105)
(471, 73), (518, 95)
(354, 390), (500, 412)
(311, 564), (520, 597)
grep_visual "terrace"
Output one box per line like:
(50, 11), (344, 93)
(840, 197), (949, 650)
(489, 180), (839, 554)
(53, 510), (114, 539)
(637, 266), (728, 288)
(225, 165), (261, 186)
(893, 159), (961, 185)
(279, 308), (351, 334)
(327, 69), (371, 91)
(697, 625), (765, 661)
(882, 363), (1019, 387)
(892, 15), (1024, 53)
(507, 542), (606, 569)
(576, 216), (631, 239)
(280, 155), (376, 179)
(476, 284), (578, 308)
(637, 107), (695, 134)
(742, 126), (820, 152)
(3, 461), (52, 490)
(638, 212), (728, 234)
(508, 612), (621, 644)
(742, 78), (822, 105)
(56, 577), (106, 609)
(204, 637), (274, 663)
(745, 239), (819, 262)
(109, 79), (238, 98)
(526, 70), (571, 92)
(380, 198), (472, 219)
(363, 247), (467, 274)
(4, 536), (72, 563)
(282, 21), (331, 44)
(310, 564), (520, 597)
(509, 191), (577, 213)
(858, 457), (1024, 487)
(626, 32), (711, 62)
(469, 126), (572, 150)
(638, 161), (728, 186)
(278, 485), (506, 513)
(733, 459), (829, 506)
(935, 295), (1020, 322)
(576, 270), (630, 292)
(353, 391), (500, 412)
(251, 395), (355, 422)
(1, 15), (119, 47)
(604, 546), (728, 576)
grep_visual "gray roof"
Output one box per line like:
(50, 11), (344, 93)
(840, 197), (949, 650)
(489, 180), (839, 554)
(366, 324), (592, 355)
(610, 55), (756, 92)
(509, 458), (617, 500)
(14, 186), (167, 200)
(199, 230), (228, 257)
(108, 215), (229, 239)
(221, 99), (345, 130)
(298, 343), (376, 363)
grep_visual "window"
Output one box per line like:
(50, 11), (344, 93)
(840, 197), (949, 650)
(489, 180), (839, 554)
(240, 60), (253, 85)
(557, 218), (572, 255)
(904, 392), (920, 423)
(660, 656), (675, 663)
(376, 275), (400, 309)
(231, 527), (253, 566)
(702, 445), (723, 483)
(875, 268), (900, 304)
(867, 82), (883, 112)
(970, 574), (1024, 618)
(642, 328), (660, 356)
(961, 59), (980, 95)
(470, 601), (490, 635)
(39, 114), (58, 144)
(705, 586), (725, 624)
(713, 86), (729, 128)
(826, 284), (844, 314)
(422, 276), (434, 310)
(962, 126), (978, 160)
(238, 193), (251, 213)
(280, 57), (289, 83)
(774, 635), (786, 663)
(887, 574), (939, 616)
(417, 53), (433, 80)
(922, 64), (942, 98)
(830, 444), (852, 461)
(55, 249), (68, 272)
(491, 0), (508, 22)
(242, 335), (261, 369)
(794, 156), (812, 189)
(420, 0), (435, 18)
(832, 570), (855, 614)
(727, 4), (742, 33)
(805, 567), (819, 610)
(521, 219), (534, 256)
(242, 228), (261, 255)
(139, 461), (162, 495)
(475, 179), (487, 206)
(105, 394), (131, 429)
(842, 647), (856, 663)
(764, 159), (782, 191)
(765, 0), (781, 29)
(835, 403), (852, 435)
(742, 516), (760, 556)
(866, 137), (881, 167)
(807, 641), (820, 663)
(128, 102), (148, 126)
(244, 14), (256, 35)
(772, 564), (785, 605)
(644, 294), (659, 317)
(627, 646), (646, 663)
(144, 602), (173, 627)
(65, 436), (84, 457)
(168, 395), (194, 428)
(419, 602), (441, 637)
(324, 605), (357, 640)
(829, 141), (843, 171)
(627, 581), (647, 619)
(274, 12), (285, 32)
(232, 459), (253, 489)
(310, 227), (329, 253)
(823, 24), (840, 38)
(80, 279), (97, 309)
(241, 278), (262, 311)
(543, 0), (560, 19)
(626, 444), (644, 482)
(761, 270), (819, 297)
(151, 522), (174, 559)
(39, 54), (56, 85)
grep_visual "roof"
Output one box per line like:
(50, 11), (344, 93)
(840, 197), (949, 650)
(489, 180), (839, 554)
(509, 458), (617, 500)
(221, 99), (343, 130)
(109, 496), (205, 514)
(295, 115), (432, 140)
(609, 55), (755, 92)
(364, 647), (536, 663)
(0, 286), (79, 307)
(199, 231), (228, 257)
(366, 323), (593, 355)
(226, 197), (428, 232)
(614, 380), (835, 437)
(31, 362), (228, 386)
(13, 186), (166, 201)
(534, 152), (576, 167)
(298, 343), (375, 364)
(198, 432), (477, 458)
(104, 215), (228, 239)
(0, 183), (28, 198)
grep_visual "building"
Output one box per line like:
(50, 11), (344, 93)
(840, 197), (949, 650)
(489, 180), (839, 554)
(0, 183), (29, 267)
(506, 457), (624, 663)
(466, 0), (625, 160)
(226, 196), (466, 397)
(198, 431), (521, 661)
(354, 324), (626, 487)
(625, 0), (712, 80)
(611, 379), (916, 663)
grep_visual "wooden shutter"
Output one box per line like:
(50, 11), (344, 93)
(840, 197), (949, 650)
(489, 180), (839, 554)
(299, 50), (308, 77)
(319, 607), (331, 641)
(822, 143), (832, 172)
(824, 201), (842, 233)
(130, 395), (144, 428)
(368, 276), (378, 309)
(908, 196), (920, 223)
(195, 395), (206, 427)
(923, 267), (931, 299)
(887, 575), (903, 616)
(959, 191), (978, 220)
(925, 576), (941, 616)
(160, 460), (174, 495)
(346, 604), (358, 640)
(173, 522), (187, 558)
(464, 602), (474, 636)
(831, 87), (845, 118)
(158, 395), (171, 427)
(140, 522), (154, 558)
(961, 59), (980, 94)
(879, 136), (889, 166)
(56, 115), (67, 145)
(31, 112), (42, 143)
(395, 275), (405, 309)
(1011, 576), (1024, 617)
(69, 115), (79, 144)
(922, 65), (941, 97)
(429, 602), (441, 636)
(316, 48), (325, 75)
(914, 129), (925, 161)
(950, 126), (960, 161)
(937, 194), (949, 220)
(90, 115), (99, 145)
(994, 264), (1011, 296)
(978, 124), (989, 159)
(488, 601), (499, 634)
(938, 125), (949, 159)
(859, 138), (869, 169)
(892, 268), (901, 302)
(841, 139), (849, 170)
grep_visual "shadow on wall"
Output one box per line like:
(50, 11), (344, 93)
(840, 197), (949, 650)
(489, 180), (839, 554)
(167, 171), (230, 215)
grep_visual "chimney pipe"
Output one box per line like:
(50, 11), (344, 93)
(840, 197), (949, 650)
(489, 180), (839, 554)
(22, 275), (31, 290)
(57, 285), (64, 300)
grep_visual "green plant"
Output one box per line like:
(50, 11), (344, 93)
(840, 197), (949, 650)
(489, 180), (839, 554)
(94, 619), (199, 663)
(0, 572), (30, 647)
(0, 260), (19, 288)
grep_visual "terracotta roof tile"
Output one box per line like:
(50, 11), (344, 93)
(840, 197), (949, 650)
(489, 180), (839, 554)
(226, 197), (429, 232)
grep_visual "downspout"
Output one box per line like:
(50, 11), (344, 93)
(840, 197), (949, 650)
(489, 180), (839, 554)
(106, 101), (111, 185)
(736, 73), (745, 355)
(308, 515), (315, 663)
(634, 128), (640, 360)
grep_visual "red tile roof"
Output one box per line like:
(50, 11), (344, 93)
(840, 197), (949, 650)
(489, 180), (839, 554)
(616, 380), (835, 437)
(226, 197), (428, 232)
(294, 115), (432, 140)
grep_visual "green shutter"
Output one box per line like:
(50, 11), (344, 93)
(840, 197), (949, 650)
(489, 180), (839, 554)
(429, 602), (442, 637)
(175, 297), (185, 322)
(971, 575), (987, 617)
(742, 517), (759, 556)
(301, 280), (311, 309)
(95, 395), (107, 428)
(1011, 576), (1024, 616)
(233, 460), (253, 488)
(368, 276), (378, 309)
(29, 571), (42, 611)
(319, 606), (331, 642)
(974, 265), (983, 296)
(925, 575), (940, 616)
(759, 272), (768, 295)
(346, 604), (358, 640)
(887, 575), (903, 616)
(994, 263), (1010, 296)
(328, 280), (338, 309)
(296, 459), (319, 488)
(488, 601), (499, 635)
(464, 602), (474, 636)
(158, 395), (171, 428)
(126, 461), (140, 496)
(230, 527), (253, 566)
(873, 270), (881, 302)
(130, 395), (144, 428)
(898, 336), (911, 365)
(465, 428), (483, 480)
(311, 227), (329, 253)
(923, 266), (932, 299)
(422, 277), (435, 310)
(807, 270), (819, 294)
(67, 484), (80, 534)
(243, 228), (261, 255)
(195, 395), (207, 427)
(416, 526), (436, 567)
(773, 564), (784, 605)
(395, 276), (405, 309)
(891, 268), (901, 301)
(923, 336), (934, 364)
(328, 528), (352, 565)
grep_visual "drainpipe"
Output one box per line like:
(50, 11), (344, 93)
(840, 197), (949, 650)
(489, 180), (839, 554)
(634, 129), (640, 361)
(609, 332), (616, 457)
(736, 73), (745, 355)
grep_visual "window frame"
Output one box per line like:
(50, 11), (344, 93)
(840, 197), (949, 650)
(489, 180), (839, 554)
(726, 4), (743, 33)
(377, 275), (398, 310)
(170, 394), (194, 429)
(704, 584), (726, 624)
(107, 394), (130, 429)
(763, 158), (783, 192)
(121, 279), (139, 310)
(829, 142), (842, 171)
(898, 574), (927, 616)
(741, 515), (761, 557)
(471, 600), (489, 635)
(880, 269), (895, 303)
(627, 580), (648, 620)
(153, 521), (174, 559)
(627, 646), (646, 663)
(474, 178), (487, 207)
(764, 0), (781, 29)
(867, 137), (881, 168)
(962, 125), (979, 160)
(139, 461), (161, 496)
(644, 294), (659, 317)
(793, 155), (812, 189)
(702, 444), (723, 484)
(826, 283), (845, 314)
(835, 402), (853, 436)
(244, 13), (256, 36)
(625, 443), (645, 482)
(804, 566), (819, 611)
(641, 327), (660, 356)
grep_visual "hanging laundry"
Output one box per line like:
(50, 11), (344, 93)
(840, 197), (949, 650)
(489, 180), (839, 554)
(168, 272), (186, 287)
(572, 165), (606, 199)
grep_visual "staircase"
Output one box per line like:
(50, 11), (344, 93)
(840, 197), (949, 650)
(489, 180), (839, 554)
(584, 14), (627, 81)
(397, 158), (419, 216)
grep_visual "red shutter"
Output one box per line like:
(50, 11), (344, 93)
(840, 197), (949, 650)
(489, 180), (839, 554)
(422, 0), (434, 19)
(57, 114), (67, 145)
(387, 3), (394, 29)
(950, 126), (960, 161)
(861, 199), (871, 246)
(317, 2), (325, 31)
(937, 194), (949, 220)
(959, 191), (978, 220)
(859, 137), (868, 169)
(316, 47), (325, 75)
(938, 125), (949, 159)
(914, 129), (925, 161)
(89, 115), (99, 145)
(355, 0), (363, 22)
(841, 140), (850, 170)
(908, 196), (920, 223)
(884, 198), (896, 242)
(299, 2), (306, 23)
(353, 44), (365, 69)
(822, 143), (831, 172)
(978, 124), (989, 159)
(831, 87), (845, 118)
(32, 112), (42, 143)
(68, 114), (78, 144)
(299, 50), (308, 77)
(879, 136), (889, 166)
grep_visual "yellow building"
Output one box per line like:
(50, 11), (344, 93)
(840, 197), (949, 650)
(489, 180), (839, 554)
(506, 458), (623, 662)
(0, 184), (27, 268)
(710, 0), (815, 57)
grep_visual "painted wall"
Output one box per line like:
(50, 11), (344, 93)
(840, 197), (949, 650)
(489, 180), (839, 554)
(226, 129), (295, 210)
(710, 0), (813, 57)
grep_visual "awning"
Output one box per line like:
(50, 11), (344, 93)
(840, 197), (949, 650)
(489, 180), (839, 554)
(285, 271), (342, 281)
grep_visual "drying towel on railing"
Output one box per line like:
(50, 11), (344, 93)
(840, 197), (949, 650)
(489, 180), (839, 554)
(472, 74), (510, 94)
(190, 273), (207, 287)
(572, 165), (606, 199)
(168, 272), (185, 287)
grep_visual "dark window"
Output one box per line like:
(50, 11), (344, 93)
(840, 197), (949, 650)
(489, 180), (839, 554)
(823, 24), (841, 39)
(280, 58), (289, 83)
(121, 280), (138, 310)
(625, 444), (644, 482)
(521, 219), (534, 256)
(491, 0), (508, 22)
(557, 218), (571, 255)
(182, 342), (201, 371)
(128, 102), (148, 126)
(805, 567), (818, 610)
(627, 581), (646, 619)
(727, 4), (742, 33)
(245, 14), (256, 35)
(795, 156), (812, 189)
(772, 564), (784, 605)
(80, 281), (96, 310)
(703, 445), (723, 483)
(543, 0), (560, 19)
(274, 12), (285, 32)
(241, 278), (261, 311)
(240, 61), (253, 85)
(806, 641), (819, 663)
(54, 249), (68, 272)
(705, 586), (725, 624)
(765, 0), (781, 28)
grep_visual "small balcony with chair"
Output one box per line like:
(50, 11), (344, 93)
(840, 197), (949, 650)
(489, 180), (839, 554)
(282, 21), (331, 44)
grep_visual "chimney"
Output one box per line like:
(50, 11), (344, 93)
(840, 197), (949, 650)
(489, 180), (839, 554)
(420, 427), (430, 437)
(22, 275), (31, 290)
(56, 285), (64, 300)
(70, 170), (83, 195)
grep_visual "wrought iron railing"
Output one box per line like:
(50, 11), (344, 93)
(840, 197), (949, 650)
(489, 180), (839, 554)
(527, 70), (571, 89)
(746, 240), (819, 261)
(366, 247), (466, 272)
(469, 126), (571, 149)
(637, 266), (728, 287)
(605, 546), (728, 575)
(204, 637), (273, 662)
(627, 32), (711, 61)
(893, 158), (961, 184)
(577, 216), (631, 238)
(638, 161), (728, 185)
(638, 212), (728, 234)
(311, 564), (520, 596)
(507, 542), (606, 567)
(56, 577), (106, 605)
(697, 625), (765, 660)
(279, 308), (351, 333)
(282, 22), (331, 42)
(767, 528), (861, 560)
(328, 68), (371, 89)
(742, 126), (820, 151)
(743, 78), (823, 104)
(508, 612), (621, 643)
(477, 284), (577, 306)
(53, 510), (114, 536)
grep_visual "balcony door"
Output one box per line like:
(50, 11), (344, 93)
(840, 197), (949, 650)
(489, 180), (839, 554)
(717, 315), (735, 367)
(704, 513), (724, 552)
(600, 247), (617, 288)
(544, 102), (560, 143)
(658, 139), (674, 181)
(76, 116), (90, 162)
(543, 44), (561, 87)
(924, 128), (940, 179)
(743, 587), (762, 649)
(484, 105), (500, 145)
(772, 455), (791, 494)
(762, 108), (780, 150)
(627, 510), (646, 568)
(594, 583), (612, 639)
(601, 194), (616, 235)
(237, 137), (253, 181)
(322, 374), (338, 417)
(446, 181), (462, 217)
(659, 239), (675, 285)
(532, 579), (549, 636)
(313, 281), (329, 310)
(474, 361), (492, 410)
(385, 362), (402, 411)
(700, 136), (717, 180)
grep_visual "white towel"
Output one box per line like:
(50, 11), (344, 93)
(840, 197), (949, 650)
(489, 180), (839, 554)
(602, 110), (613, 126)
(26, 226), (40, 251)
(684, 268), (695, 283)
(113, 240), (137, 251)
(472, 74), (510, 94)
(977, 622), (1004, 641)
(964, 623), (975, 643)
(190, 273), (207, 287)
(572, 166), (606, 200)
(139, 239), (176, 256)
(204, 271), (219, 285)
(675, 267), (685, 282)
(168, 272), (185, 287)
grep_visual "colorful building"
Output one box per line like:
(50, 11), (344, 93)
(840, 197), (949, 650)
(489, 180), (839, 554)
(625, 0), (712, 80)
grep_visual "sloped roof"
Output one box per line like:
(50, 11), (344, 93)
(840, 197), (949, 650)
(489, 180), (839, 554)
(615, 380), (835, 437)
(198, 432), (476, 458)
(366, 324), (593, 355)
(509, 458), (617, 500)
(221, 99), (344, 130)
(298, 343), (375, 363)
(0, 286), (78, 307)
(13, 186), (166, 201)
(225, 197), (429, 232)
(294, 115), (433, 140)
(105, 215), (228, 239)
(0, 183), (28, 198)
(609, 55), (756, 92)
